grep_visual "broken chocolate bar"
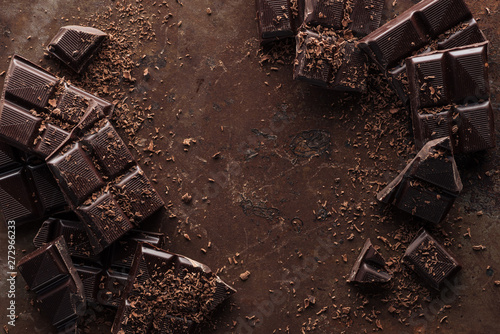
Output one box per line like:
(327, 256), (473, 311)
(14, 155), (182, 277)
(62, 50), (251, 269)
(34, 217), (166, 307)
(294, 0), (384, 91)
(47, 119), (165, 254)
(303, 0), (384, 36)
(0, 55), (113, 158)
(0, 143), (67, 226)
(377, 137), (462, 223)
(47, 26), (107, 73)
(112, 243), (236, 334)
(256, 0), (296, 44)
(406, 42), (495, 153)
(348, 238), (391, 283)
(403, 229), (461, 290)
(358, 0), (486, 105)
(17, 236), (86, 333)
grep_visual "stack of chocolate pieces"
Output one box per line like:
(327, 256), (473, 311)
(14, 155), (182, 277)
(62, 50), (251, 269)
(256, 0), (386, 92)
(4, 26), (235, 333)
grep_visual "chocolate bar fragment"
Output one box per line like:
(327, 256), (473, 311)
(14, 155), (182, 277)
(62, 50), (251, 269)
(377, 137), (462, 223)
(47, 26), (107, 73)
(112, 243), (236, 334)
(33, 217), (166, 307)
(47, 119), (164, 254)
(358, 0), (486, 105)
(0, 143), (67, 227)
(17, 236), (86, 333)
(348, 239), (391, 283)
(407, 42), (495, 153)
(303, 0), (384, 36)
(0, 55), (113, 158)
(294, 0), (384, 91)
(403, 229), (461, 290)
(256, 0), (296, 44)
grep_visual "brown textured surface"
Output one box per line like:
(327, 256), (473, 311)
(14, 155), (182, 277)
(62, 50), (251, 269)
(0, 0), (499, 333)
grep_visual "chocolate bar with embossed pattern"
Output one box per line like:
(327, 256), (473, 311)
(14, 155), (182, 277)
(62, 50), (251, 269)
(0, 143), (67, 226)
(407, 42), (495, 153)
(17, 236), (86, 334)
(0, 55), (113, 158)
(47, 119), (164, 254)
(358, 0), (487, 105)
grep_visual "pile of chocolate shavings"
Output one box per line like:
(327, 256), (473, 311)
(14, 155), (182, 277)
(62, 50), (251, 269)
(126, 267), (218, 329)
(258, 38), (296, 66)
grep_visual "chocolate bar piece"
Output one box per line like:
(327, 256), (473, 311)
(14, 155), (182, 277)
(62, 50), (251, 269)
(293, 0), (384, 91)
(47, 119), (164, 254)
(47, 26), (107, 73)
(377, 137), (462, 223)
(348, 239), (391, 283)
(0, 55), (113, 158)
(256, 0), (296, 44)
(403, 229), (461, 290)
(0, 143), (67, 227)
(407, 42), (495, 153)
(17, 236), (86, 333)
(359, 0), (486, 105)
(112, 243), (236, 333)
(294, 29), (369, 91)
(33, 217), (166, 307)
(303, 0), (384, 36)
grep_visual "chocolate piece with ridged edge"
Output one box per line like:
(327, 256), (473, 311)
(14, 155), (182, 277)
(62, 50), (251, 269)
(348, 238), (391, 283)
(17, 236), (86, 334)
(47, 26), (107, 73)
(0, 143), (67, 227)
(406, 42), (495, 153)
(358, 0), (487, 106)
(377, 137), (462, 223)
(0, 55), (113, 158)
(403, 229), (461, 290)
(112, 243), (236, 334)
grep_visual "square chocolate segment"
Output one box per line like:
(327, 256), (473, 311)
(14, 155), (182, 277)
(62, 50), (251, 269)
(377, 137), (462, 223)
(403, 229), (461, 290)
(256, 0), (295, 44)
(348, 239), (391, 284)
(47, 26), (107, 73)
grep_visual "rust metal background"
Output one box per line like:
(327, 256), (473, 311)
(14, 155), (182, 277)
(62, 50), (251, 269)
(0, 0), (499, 333)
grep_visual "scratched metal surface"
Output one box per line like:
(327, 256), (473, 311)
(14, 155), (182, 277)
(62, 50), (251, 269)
(0, 0), (499, 333)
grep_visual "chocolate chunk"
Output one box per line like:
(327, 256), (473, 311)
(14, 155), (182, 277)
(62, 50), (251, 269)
(256, 0), (295, 44)
(47, 26), (107, 73)
(293, 0), (383, 91)
(377, 137), (462, 223)
(304, 0), (384, 36)
(47, 119), (164, 253)
(348, 239), (391, 283)
(112, 243), (236, 333)
(17, 236), (86, 333)
(403, 229), (461, 290)
(407, 42), (495, 153)
(0, 55), (113, 158)
(359, 0), (486, 105)
(0, 143), (67, 227)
